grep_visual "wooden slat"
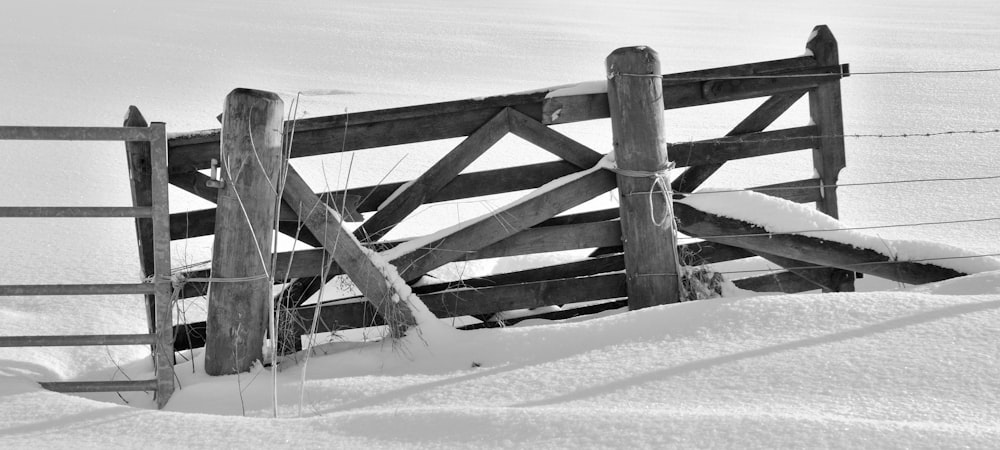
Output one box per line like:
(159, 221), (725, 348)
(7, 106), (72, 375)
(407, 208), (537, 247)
(124, 107), (158, 353)
(422, 273), (627, 318)
(0, 126), (153, 141)
(754, 250), (852, 292)
(355, 109), (511, 243)
(389, 169), (618, 282)
(0, 283), (155, 296)
(673, 202), (964, 284)
(168, 96), (546, 174)
(169, 161), (578, 240)
(460, 299), (627, 329)
(672, 91), (806, 193)
(470, 219), (622, 260)
(415, 254), (625, 294)
(506, 108), (604, 169)
(669, 126), (819, 169)
(536, 208), (619, 227)
(169, 171), (220, 204)
(732, 270), (819, 293)
(39, 379), (159, 393)
(750, 178), (822, 203)
(0, 334), (157, 347)
(294, 273), (627, 335)
(169, 208), (215, 240)
(0, 206), (152, 218)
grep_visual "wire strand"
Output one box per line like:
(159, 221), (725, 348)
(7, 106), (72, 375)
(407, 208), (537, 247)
(682, 216), (1000, 241)
(721, 252), (1000, 277)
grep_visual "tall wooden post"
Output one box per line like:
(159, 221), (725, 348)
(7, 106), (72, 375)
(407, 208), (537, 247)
(807, 25), (855, 292)
(606, 46), (682, 309)
(205, 89), (283, 375)
(123, 107), (157, 346)
(148, 122), (176, 408)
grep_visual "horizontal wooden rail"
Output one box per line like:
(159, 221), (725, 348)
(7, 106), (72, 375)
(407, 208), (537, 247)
(169, 160), (580, 241)
(544, 60), (848, 124)
(670, 126), (819, 168)
(0, 206), (152, 218)
(731, 270), (819, 294)
(165, 57), (845, 173)
(0, 283), (156, 296)
(172, 218), (624, 300)
(39, 379), (159, 393)
(0, 334), (157, 347)
(0, 126), (153, 142)
(291, 273), (627, 335)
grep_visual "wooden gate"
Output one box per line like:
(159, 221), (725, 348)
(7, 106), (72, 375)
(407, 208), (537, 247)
(0, 120), (175, 408)
(161, 25), (855, 350)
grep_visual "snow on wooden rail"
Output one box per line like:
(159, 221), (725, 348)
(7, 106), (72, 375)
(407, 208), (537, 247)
(676, 190), (1000, 284)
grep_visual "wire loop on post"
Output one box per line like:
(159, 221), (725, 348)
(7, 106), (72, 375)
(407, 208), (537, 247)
(607, 161), (676, 227)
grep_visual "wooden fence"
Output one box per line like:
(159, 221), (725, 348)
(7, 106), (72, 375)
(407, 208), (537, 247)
(162, 25), (855, 352)
(0, 119), (175, 409)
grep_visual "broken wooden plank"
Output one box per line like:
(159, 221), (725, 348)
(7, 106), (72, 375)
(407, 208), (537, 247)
(673, 202), (964, 284)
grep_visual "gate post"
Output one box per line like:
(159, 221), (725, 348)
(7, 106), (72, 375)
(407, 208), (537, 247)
(807, 25), (855, 292)
(205, 89), (284, 375)
(606, 46), (683, 309)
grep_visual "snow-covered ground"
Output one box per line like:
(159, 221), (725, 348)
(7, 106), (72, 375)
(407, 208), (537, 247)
(2, 0), (1000, 448)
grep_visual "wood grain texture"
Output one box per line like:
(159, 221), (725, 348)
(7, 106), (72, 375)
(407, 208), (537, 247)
(123, 107), (157, 346)
(506, 107), (604, 168)
(607, 46), (682, 309)
(807, 25), (854, 292)
(204, 89), (283, 376)
(282, 166), (416, 335)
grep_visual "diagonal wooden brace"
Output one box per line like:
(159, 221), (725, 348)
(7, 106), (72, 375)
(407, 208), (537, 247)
(282, 166), (417, 336)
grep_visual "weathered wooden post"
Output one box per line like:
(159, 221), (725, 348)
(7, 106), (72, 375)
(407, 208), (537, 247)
(123, 107), (157, 347)
(606, 46), (683, 309)
(205, 89), (283, 375)
(807, 25), (855, 292)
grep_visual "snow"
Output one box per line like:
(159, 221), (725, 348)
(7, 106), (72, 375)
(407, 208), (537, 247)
(4, 281), (1000, 447)
(680, 189), (1000, 275)
(4, 0), (1000, 448)
(543, 80), (608, 99)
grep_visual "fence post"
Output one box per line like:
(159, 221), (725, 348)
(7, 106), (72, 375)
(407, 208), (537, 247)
(807, 25), (855, 292)
(123, 107), (158, 350)
(205, 89), (284, 375)
(148, 121), (175, 408)
(606, 46), (683, 309)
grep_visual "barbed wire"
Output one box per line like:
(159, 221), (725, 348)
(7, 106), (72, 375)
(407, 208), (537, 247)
(680, 173), (1000, 196)
(666, 67), (1000, 82)
(668, 127), (1000, 151)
